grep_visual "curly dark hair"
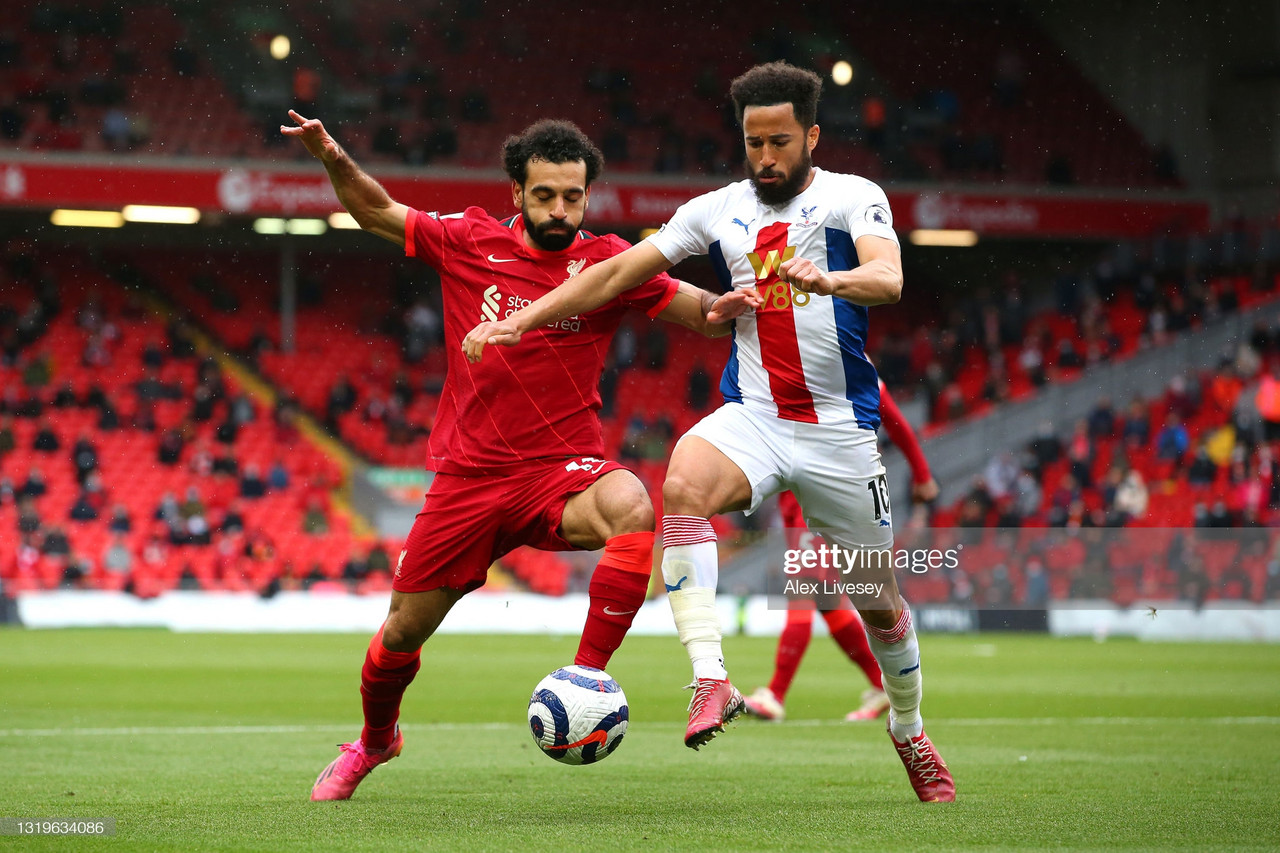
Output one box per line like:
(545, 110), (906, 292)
(501, 119), (604, 186)
(729, 61), (823, 128)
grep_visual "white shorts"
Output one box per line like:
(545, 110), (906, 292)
(681, 403), (893, 550)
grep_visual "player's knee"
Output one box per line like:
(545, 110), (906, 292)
(599, 484), (655, 537)
(662, 470), (712, 516)
(382, 610), (433, 651)
(612, 499), (656, 536)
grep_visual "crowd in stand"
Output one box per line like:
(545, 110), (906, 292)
(0, 242), (386, 598)
(1, 0), (1177, 187)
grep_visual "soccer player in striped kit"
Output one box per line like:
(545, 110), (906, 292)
(465, 62), (954, 802)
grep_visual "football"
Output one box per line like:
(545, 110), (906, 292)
(528, 665), (629, 765)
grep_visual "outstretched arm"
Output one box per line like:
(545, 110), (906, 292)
(462, 241), (673, 362)
(656, 282), (736, 338)
(280, 110), (409, 247)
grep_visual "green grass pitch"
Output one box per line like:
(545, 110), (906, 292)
(1, 628), (1277, 851)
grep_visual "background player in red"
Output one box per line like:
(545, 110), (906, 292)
(744, 380), (938, 722)
(282, 112), (728, 801)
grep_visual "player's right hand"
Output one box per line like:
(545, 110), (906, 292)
(462, 320), (522, 363)
(707, 288), (761, 323)
(280, 110), (339, 162)
(911, 477), (940, 504)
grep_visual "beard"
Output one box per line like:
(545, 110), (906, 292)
(522, 209), (578, 252)
(747, 147), (813, 206)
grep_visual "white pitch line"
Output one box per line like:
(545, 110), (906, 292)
(0, 717), (1276, 738)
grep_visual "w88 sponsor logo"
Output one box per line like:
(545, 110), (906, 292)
(755, 281), (811, 311)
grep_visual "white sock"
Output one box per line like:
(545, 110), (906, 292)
(866, 606), (924, 740)
(662, 516), (726, 680)
(660, 517), (719, 589)
(668, 587), (727, 680)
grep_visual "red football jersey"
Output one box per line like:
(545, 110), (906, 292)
(405, 206), (679, 474)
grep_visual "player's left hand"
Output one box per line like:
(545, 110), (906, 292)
(778, 257), (835, 296)
(462, 320), (522, 363)
(707, 288), (761, 323)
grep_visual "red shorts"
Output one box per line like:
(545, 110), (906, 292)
(393, 456), (630, 594)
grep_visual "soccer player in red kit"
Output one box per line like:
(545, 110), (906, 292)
(282, 112), (728, 801)
(744, 381), (939, 723)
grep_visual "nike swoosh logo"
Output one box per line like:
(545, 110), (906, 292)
(602, 607), (636, 616)
(487, 254), (520, 263)
(664, 575), (688, 593)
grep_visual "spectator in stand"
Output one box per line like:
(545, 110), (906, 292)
(1255, 363), (1280, 442)
(102, 534), (133, 579)
(42, 525), (71, 558)
(268, 459), (290, 491)
(403, 300), (441, 363)
(19, 466), (46, 498)
(215, 411), (240, 445)
(983, 452), (1019, 501)
(302, 496), (330, 535)
(367, 543), (392, 575)
(1112, 470), (1149, 524)
(158, 428), (185, 465)
(134, 368), (178, 402)
(1087, 398), (1116, 439)
(186, 510), (212, 546)
(240, 464), (267, 499)
(17, 496), (41, 534)
(1265, 562), (1280, 600)
(643, 326), (668, 370)
(229, 393), (256, 426)
(1165, 374), (1200, 421)
(0, 476), (13, 506)
(1121, 399), (1151, 447)
(32, 419), (59, 452)
(687, 365), (711, 411)
(327, 375), (359, 431)
(1047, 473), (1082, 527)
(180, 486), (206, 521)
(70, 431), (99, 484)
(1066, 420), (1094, 489)
(188, 440), (214, 477)
(221, 500), (246, 534)
(0, 414), (13, 456)
(1187, 442), (1218, 486)
(108, 503), (131, 533)
(68, 477), (103, 522)
(390, 372), (415, 408)
(1010, 466), (1043, 522)
(1022, 558), (1049, 606)
(212, 448), (239, 476)
(1154, 414), (1190, 464)
(52, 382), (77, 408)
(1207, 501), (1235, 528)
(191, 383), (216, 422)
(342, 547), (370, 583)
(22, 351), (51, 388)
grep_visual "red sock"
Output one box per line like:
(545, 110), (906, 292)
(768, 608), (814, 702)
(575, 531), (654, 670)
(823, 609), (883, 690)
(360, 624), (421, 751)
